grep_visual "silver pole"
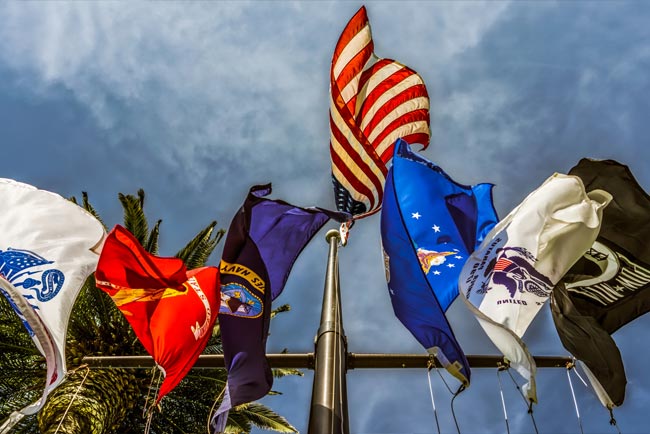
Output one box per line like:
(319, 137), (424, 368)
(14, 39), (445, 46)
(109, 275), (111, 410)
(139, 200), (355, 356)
(308, 229), (349, 434)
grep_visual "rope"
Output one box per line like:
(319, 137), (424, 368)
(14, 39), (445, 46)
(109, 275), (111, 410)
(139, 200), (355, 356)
(142, 367), (163, 434)
(144, 410), (154, 434)
(206, 387), (226, 434)
(503, 366), (539, 433)
(428, 356), (463, 433)
(571, 360), (589, 387)
(431, 357), (456, 395)
(496, 368), (510, 434)
(565, 363), (584, 434)
(53, 365), (90, 434)
(573, 360), (621, 433)
(143, 366), (159, 417)
(608, 407), (622, 434)
(425, 362), (441, 434)
(450, 384), (465, 434)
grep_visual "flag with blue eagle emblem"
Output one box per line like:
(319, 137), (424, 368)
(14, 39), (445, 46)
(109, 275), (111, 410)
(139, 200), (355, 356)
(0, 179), (105, 433)
(380, 139), (498, 386)
(460, 173), (612, 403)
(211, 184), (348, 433)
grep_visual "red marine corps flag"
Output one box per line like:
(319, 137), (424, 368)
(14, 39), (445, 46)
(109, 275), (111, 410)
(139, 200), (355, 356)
(330, 6), (430, 219)
(95, 225), (220, 403)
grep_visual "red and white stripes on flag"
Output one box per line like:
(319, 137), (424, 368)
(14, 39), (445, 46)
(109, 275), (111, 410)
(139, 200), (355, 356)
(330, 6), (430, 219)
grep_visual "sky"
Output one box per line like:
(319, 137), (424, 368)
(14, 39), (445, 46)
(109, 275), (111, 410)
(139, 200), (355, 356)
(1, 1), (650, 433)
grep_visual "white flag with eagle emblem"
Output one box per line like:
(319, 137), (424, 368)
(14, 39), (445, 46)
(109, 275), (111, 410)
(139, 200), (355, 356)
(0, 179), (105, 433)
(459, 173), (611, 404)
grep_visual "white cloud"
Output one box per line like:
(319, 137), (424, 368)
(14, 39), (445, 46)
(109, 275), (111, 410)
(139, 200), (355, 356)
(0, 1), (511, 195)
(0, 3), (324, 181)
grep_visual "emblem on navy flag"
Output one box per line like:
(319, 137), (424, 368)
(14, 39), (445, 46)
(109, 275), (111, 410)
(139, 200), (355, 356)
(219, 282), (263, 318)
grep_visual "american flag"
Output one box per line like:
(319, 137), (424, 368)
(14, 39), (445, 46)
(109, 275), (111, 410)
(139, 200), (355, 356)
(493, 257), (514, 272)
(330, 6), (430, 219)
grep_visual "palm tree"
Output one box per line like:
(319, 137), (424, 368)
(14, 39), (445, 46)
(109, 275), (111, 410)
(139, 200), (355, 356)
(0, 189), (298, 434)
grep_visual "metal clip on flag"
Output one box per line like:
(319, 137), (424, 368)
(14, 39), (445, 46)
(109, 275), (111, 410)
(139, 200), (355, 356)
(339, 220), (352, 246)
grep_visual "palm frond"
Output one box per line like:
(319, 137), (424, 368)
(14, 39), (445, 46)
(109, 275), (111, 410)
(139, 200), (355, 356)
(0, 413), (39, 434)
(152, 410), (193, 434)
(144, 219), (162, 255)
(174, 221), (224, 269)
(137, 188), (145, 209)
(67, 275), (143, 363)
(0, 296), (46, 425)
(233, 402), (298, 433)
(271, 368), (303, 379)
(81, 192), (108, 230)
(270, 304), (291, 320)
(118, 191), (149, 245)
(211, 323), (221, 339)
(68, 192), (107, 231)
(0, 308), (39, 356)
(224, 411), (252, 433)
(202, 342), (223, 355)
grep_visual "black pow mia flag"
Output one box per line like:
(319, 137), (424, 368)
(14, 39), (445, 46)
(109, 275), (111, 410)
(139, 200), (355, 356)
(551, 158), (650, 408)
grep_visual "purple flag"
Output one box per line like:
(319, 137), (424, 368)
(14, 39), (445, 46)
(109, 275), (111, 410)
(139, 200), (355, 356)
(211, 184), (348, 432)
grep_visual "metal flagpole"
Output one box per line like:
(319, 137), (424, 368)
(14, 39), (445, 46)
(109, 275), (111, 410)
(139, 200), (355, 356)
(308, 229), (349, 434)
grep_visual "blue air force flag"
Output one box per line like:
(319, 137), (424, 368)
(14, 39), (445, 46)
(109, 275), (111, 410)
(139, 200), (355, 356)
(459, 173), (611, 403)
(0, 179), (105, 433)
(380, 139), (498, 385)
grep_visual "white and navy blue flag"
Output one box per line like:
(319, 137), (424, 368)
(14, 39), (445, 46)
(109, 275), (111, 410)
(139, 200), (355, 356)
(459, 173), (611, 403)
(380, 139), (498, 386)
(0, 179), (105, 433)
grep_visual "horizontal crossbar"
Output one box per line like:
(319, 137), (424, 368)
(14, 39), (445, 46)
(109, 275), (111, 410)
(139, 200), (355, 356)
(82, 353), (572, 369)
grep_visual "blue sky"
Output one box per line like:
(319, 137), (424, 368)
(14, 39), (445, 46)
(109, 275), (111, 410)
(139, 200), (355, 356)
(1, 1), (650, 433)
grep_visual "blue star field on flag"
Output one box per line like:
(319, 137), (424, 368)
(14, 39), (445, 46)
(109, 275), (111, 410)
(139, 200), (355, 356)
(380, 139), (498, 385)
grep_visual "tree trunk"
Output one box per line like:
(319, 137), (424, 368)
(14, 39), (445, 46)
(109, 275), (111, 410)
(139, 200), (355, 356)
(38, 368), (139, 434)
